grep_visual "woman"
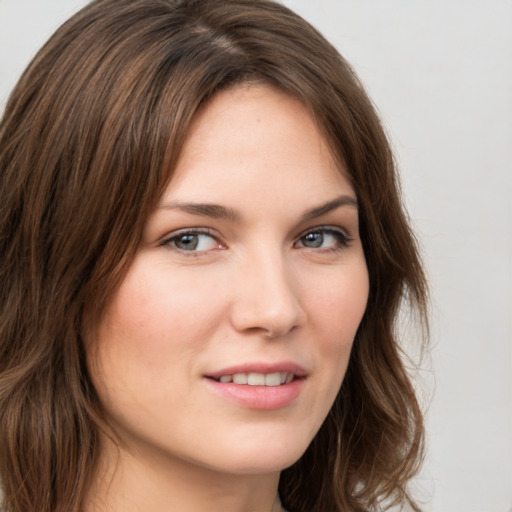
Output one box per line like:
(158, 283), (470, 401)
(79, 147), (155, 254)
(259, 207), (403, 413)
(0, 1), (428, 511)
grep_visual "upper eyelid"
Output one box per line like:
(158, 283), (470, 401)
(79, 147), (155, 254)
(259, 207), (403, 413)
(159, 228), (224, 251)
(294, 226), (353, 251)
(161, 227), (217, 242)
(297, 225), (351, 239)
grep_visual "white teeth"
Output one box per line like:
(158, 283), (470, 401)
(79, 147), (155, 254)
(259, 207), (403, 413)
(233, 373), (248, 384)
(248, 373), (265, 385)
(265, 372), (281, 386)
(218, 372), (294, 386)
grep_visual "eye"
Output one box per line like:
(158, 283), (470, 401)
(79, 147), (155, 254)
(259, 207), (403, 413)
(163, 229), (222, 253)
(295, 227), (351, 250)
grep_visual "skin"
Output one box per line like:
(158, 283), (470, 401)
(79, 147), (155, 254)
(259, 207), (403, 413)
(86, 84), (369, 512)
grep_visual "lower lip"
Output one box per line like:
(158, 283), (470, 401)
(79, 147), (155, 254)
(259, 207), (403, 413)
(204, 378), (305, 410)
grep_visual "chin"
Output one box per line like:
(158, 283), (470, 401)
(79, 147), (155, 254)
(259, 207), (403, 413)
(199, 428), (314, 475)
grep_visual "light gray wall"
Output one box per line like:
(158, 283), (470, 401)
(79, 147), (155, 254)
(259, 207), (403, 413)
(1, 1), (511, 511)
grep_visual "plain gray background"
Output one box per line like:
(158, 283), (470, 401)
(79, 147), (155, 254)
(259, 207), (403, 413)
(1, 1), (511, 511)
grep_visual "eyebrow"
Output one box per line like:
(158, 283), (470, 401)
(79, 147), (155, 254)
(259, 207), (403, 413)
(159, 202), (241, 222)
(159, 195), (358, 222)
(300, 195), (358, 221)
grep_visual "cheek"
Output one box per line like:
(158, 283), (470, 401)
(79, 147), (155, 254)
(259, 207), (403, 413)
(307, 262), (369, 382)
(311, 263), (369, 340)
(86, 260), (221, 407)
(98, 260), (222, 359)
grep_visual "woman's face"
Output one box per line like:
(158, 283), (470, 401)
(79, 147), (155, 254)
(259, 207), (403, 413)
(89, 85), (369, 475)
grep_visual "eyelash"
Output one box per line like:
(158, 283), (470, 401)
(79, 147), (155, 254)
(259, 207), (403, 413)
(296, 227), (352, 252)
(161, 228), (221, 255)
(161, 226), (352, 255)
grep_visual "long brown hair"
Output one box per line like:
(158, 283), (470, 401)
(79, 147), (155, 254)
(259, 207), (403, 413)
(0, 1), (428, 511)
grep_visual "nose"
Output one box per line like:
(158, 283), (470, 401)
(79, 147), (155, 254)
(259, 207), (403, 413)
(230, 249), (306, 338)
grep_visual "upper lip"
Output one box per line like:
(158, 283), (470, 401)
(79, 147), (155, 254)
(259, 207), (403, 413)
(204, 362), (308, 379)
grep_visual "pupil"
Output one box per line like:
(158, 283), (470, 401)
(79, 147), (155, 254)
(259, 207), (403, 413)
(304, 232), (323, 248)
(177, 234), (198, 250)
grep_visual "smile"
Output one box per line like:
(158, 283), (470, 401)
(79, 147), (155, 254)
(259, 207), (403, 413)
(204, 363), (307, 409)
(213, 372), (295, 386)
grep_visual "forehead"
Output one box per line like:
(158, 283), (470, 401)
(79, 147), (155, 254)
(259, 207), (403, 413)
(161, 84), (353, 209)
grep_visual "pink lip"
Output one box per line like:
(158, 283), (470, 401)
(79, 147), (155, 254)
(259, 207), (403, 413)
(203, 361), (307, 410)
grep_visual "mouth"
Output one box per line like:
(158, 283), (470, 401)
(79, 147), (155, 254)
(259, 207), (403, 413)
(203, 365), (307, 409)
(209, 371), (296, 386)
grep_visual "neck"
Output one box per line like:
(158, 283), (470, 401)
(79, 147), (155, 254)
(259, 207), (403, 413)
(85, 434), (284, 512)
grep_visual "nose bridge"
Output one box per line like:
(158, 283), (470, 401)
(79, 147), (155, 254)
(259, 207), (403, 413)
(231, 243), (305, 336)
